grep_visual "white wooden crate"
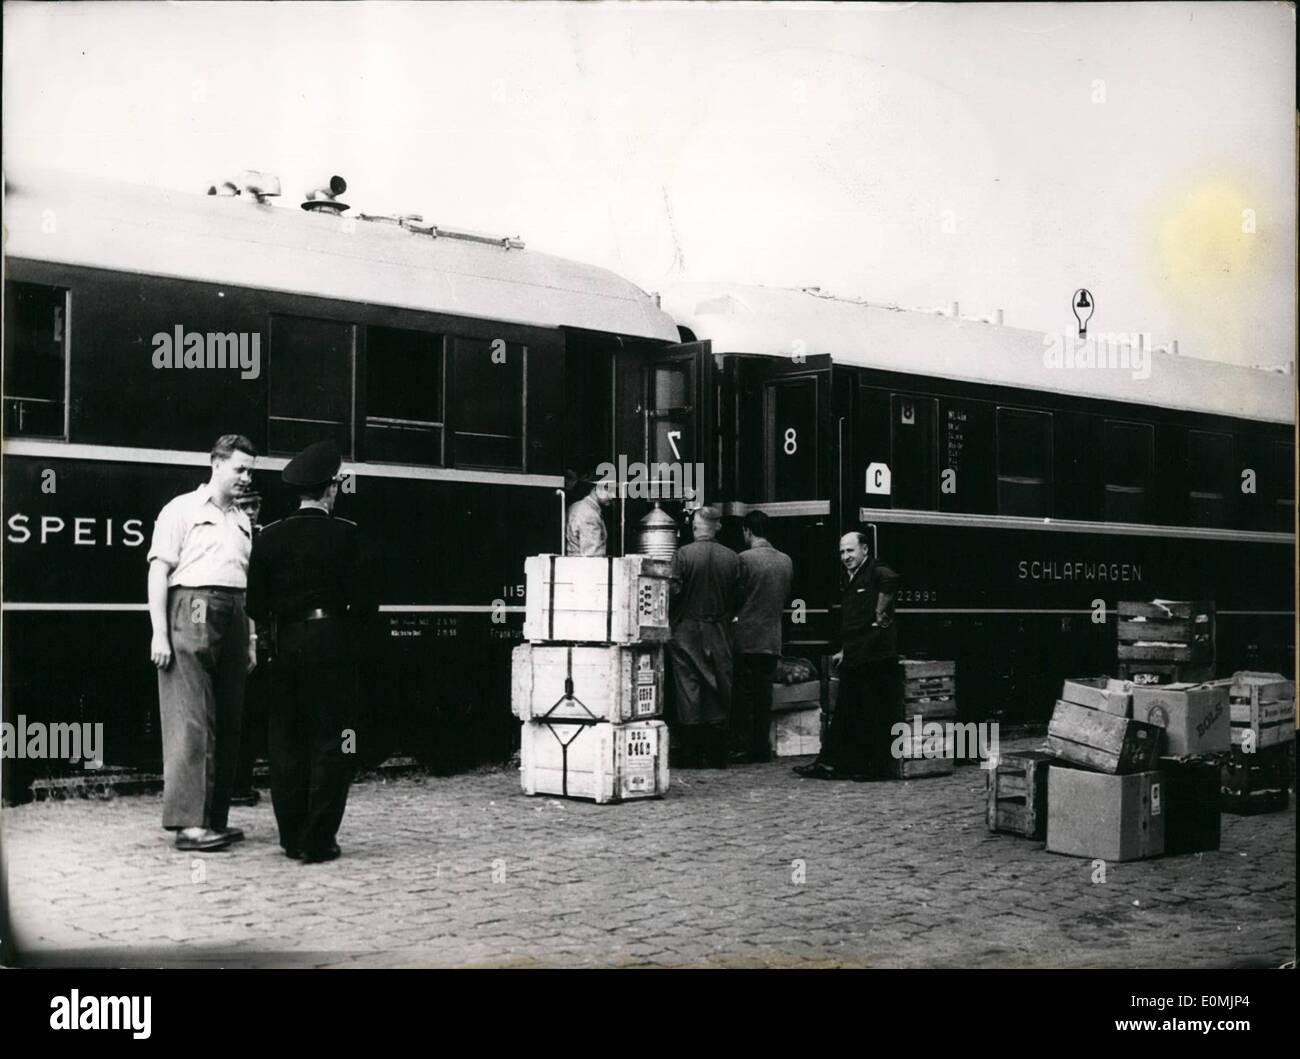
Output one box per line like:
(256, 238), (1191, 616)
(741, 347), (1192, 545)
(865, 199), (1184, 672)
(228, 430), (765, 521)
(523, 555), (672, 645)
(511, 643), (664, 723)
(520, 720), (669, 803)
(770, 706), (821, 757)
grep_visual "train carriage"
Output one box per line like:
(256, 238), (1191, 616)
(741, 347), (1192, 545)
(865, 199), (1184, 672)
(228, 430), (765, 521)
(3, 171), (1295, 797)
(1, 170), (693, 796)
(656, 283), (1295, 722)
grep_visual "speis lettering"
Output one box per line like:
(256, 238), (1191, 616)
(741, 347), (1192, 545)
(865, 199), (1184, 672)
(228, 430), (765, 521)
(6, 513), (145, 546)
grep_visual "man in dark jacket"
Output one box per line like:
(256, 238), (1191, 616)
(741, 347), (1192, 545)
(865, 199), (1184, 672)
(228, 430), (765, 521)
(246, 441), (372, 862)
(667, 506), (742, 769)
(795, 531), (901, 781)
(732, 510), (793, 762)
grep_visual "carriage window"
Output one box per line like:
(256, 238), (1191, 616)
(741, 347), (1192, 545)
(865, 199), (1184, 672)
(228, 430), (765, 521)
(996, 408), (1052, 516)
(3, 281), (68, 438)
(268, 315), (355, 456)
(1275, 441), (1295, 532)
(763, 377), (817, 501)
(450, 336), (525, 470)
(1187, 430), (1233, 528)
(890, 394), (936, 510)
(648, 363), (693, 465)
(1103, 419), (1154, 523)
(364, 326), (444, 465)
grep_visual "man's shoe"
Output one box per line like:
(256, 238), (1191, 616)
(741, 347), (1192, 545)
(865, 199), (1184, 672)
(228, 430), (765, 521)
(175, 828), (230, 852)
(284, 847), (304, 861)
(792, 760), (827, 777)
(228, 791), (260, 807)
(217, 827), (245, 842)
(301, 842), (341, 864)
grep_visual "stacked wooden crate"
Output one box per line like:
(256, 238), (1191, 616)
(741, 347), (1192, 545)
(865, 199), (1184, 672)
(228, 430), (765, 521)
(1116, 600), (1215, 685)
(1221, 671), (1295, 815)
(769, 659), (837, 758)
(893, 659), (957, 779)
(514, 555), (672, 803)
(1032, 672), (1232, 858)
(1041, 677), (1166, 860)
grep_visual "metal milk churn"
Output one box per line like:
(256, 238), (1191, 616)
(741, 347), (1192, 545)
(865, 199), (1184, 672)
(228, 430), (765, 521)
(636, 501), (679, 559)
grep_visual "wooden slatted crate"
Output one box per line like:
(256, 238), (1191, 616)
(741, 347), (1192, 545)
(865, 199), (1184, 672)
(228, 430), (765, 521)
(987, 750), (1053, 839)
(898, 659), (958, 723)
(523, 554), (672, 645)
(1227, 672), (1295, 751)
(1046, 700), (1163, 773)
(1221, 744), (1291, 815)
(892, 730), (956, 779)
(511, 643), (664, 723)
(1116, 600), (1215, 674)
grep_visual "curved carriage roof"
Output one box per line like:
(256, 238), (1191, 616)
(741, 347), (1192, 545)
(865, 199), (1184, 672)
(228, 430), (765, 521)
(663, 283), (1295, 425)
(3, 170), (680, 342)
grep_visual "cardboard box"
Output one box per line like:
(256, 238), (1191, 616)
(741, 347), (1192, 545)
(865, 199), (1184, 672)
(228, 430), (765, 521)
(523, 554), (671, 644)
(1130, 682), (1229, 757)
(770, 706), (821, 757)
(519, 719), (668, 803)
(1046, 700), (1163, 773)
(1047, 767), (1165, 861)
(511, 643), (664, 723)
(1158, 758), (1221, 855)
(1061, 677), (1133, 717)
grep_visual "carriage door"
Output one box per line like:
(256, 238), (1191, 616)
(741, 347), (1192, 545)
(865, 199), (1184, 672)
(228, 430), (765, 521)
(613, 341), (715, 548)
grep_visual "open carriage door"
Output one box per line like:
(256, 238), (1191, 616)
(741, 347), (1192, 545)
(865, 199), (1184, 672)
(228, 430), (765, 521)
(614, 341), (714, 554)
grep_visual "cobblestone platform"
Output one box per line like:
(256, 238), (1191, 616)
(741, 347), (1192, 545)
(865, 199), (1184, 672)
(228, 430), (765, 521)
(4, 739), (1294, 968)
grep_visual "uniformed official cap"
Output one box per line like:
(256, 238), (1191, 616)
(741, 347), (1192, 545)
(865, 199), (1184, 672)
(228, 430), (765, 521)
(282, 440), (343, 489)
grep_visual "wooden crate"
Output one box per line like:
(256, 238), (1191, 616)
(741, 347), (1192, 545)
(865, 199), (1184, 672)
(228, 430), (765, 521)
(1227, 672), (1295, 751)
(519, 719), (668, 803)
(892, 730), (955, 779)
(1061, 677), (1132, 717)
(1046, 700), (1163, 774)
(987, 750), (1053, 839)
(511, 643), (664, 723)
(523, 554), (671, 645)
(900, 659), (955, 680)
(899, 658), (957, 722)
(1117, 600), (1214, 667)
(770, 706), (821, 757)
(1221, 744), (1291, 815)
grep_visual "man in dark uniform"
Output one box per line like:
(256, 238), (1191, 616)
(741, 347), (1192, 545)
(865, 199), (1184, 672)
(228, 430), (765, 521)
(231, 490), (269, 806)
(246, 441), (369, 862)
(795, 531), (901, 781)
(667, 505), (742, 769)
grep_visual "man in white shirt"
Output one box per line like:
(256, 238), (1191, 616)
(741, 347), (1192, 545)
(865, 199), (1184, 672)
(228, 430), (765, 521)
(147, 434), (258, 851)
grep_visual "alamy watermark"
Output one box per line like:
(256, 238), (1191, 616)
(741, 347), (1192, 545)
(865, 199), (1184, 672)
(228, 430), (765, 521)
(152, 326), (261, 379)
(595, 456), (705, 501)
(2, 716), (104, 769)
(890, 717), (1000, 768)
(1043, 331), (1151, 381)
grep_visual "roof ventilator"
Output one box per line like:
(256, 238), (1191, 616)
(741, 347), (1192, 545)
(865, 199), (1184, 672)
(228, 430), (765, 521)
(301, 175), (350, 214)
(207, 170), (281, 204)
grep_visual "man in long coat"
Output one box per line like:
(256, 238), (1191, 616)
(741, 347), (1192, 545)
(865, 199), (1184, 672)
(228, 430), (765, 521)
(667, 506), (742, 768)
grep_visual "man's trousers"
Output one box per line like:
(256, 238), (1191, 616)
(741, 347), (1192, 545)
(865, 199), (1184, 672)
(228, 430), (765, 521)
(268, 618), (355, 855)
(820, 658), (902, 776)
(157, 587), (248, 830)
(732, 653), (778, 760)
